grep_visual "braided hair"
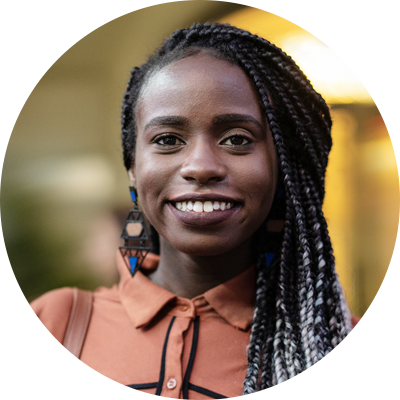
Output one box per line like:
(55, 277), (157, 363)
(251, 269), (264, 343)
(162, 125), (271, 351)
(121, 23), (352, 393)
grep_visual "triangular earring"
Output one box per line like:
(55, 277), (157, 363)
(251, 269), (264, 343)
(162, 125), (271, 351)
(119, 186), (152, 277)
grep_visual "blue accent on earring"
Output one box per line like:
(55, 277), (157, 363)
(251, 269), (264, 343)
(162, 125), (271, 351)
(129, 256), (138, 275)
(130, 189), (137, 202)
(265, 253), (275, 267)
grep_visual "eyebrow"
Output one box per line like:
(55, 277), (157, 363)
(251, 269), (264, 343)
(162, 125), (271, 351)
(143, 113), (264, 132)
(212, 114), (264, 131)
(144, 116), (188, 132)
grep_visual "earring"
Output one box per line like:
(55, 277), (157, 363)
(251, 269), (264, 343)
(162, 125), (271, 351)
(264, 186), (285, 268)
(119, 186), (152, 277)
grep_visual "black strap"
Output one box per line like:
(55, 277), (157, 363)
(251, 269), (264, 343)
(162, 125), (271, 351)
(127, 315), (228, 398)
(155, 316), (176, 396)
(63, 288), (93, 359)
(182, 316), (200, 399)
(188, 383), (228, 399)
(127, 382), (158, 390)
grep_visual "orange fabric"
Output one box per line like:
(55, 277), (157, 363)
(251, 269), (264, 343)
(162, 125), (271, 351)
(31, 252), (256, 399)
(30, 252), (364, 400)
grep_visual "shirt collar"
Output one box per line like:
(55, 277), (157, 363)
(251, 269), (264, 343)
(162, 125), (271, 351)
(116, 251), (255, 331)
(200, 266), (255, 331)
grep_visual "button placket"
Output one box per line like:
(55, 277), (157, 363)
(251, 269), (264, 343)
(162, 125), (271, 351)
(161, 316), (192, 397)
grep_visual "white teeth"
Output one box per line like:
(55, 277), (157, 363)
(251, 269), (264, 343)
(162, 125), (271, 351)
(174, 200), (235, 212)
(204, 201), (213, 212)
(193, 201), (203, 212)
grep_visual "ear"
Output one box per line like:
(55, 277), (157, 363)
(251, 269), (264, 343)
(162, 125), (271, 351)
(128, 168), (136, 187)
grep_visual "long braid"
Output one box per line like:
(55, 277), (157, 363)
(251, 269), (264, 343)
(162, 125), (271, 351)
(290, 158), (320, 367)
(262, 95), (322, 369)
(232, 43), (322, 377)
(304, 167), (352, 343)
(298, 165), (333, 356)
(223, 47), (292, 384)
(243, 257), (271, 394)
(244, 51), (322, 377)
(271, 199), (303, 382)
(249, 49), (330, 195)
(223, 40), (320, 373)
(260, 258), (279, 388)
(120, 22), (352, 392)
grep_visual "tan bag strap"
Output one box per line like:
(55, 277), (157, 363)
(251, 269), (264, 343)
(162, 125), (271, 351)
(63, 288), (93, 358)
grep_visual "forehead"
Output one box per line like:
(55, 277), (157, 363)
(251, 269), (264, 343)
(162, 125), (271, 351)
(136, 54), (263, 123)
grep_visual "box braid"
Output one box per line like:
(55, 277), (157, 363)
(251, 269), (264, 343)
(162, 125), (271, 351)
(120, 22), (352, 393)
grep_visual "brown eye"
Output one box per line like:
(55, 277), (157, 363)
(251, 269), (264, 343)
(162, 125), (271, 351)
(162, 137), (177, 145)
(155, 135), (184, 146)
(223, 135), (251, 146)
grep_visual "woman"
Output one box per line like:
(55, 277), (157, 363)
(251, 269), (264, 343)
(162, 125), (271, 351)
(32, 23), (353, 398)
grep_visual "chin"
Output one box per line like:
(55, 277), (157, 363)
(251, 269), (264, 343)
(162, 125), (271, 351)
(164, 234), (247, 258)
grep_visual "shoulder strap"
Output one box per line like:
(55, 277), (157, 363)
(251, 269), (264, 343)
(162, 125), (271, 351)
(63, 288), (93, 358)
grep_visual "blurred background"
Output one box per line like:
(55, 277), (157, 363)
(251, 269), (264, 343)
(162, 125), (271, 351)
(1, 1), (398, 317)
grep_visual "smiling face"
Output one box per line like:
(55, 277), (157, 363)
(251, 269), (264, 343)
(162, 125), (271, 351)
(132, 53), (278, 256)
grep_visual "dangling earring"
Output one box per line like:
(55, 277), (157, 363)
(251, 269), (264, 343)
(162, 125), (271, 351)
(119, 186), (152, 277)
(264, 185), (285, 268)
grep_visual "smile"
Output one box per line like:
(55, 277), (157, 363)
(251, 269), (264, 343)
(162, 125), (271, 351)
(174, 201), (234, 213)
(167, 198), (240, 227)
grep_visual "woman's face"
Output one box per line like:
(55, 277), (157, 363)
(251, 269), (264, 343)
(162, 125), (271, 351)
(132, 53), (278, 256)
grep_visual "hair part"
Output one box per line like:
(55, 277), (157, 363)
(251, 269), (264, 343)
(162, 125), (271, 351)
(121, 22), (352, 393)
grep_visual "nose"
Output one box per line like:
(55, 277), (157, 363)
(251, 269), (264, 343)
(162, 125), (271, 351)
(180, 138), (226, 184)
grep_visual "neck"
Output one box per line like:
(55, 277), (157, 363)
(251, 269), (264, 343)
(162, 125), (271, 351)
(149, 237), (254, 299)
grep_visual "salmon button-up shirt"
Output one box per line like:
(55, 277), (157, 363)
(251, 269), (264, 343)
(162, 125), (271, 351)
(32, 253), (256, 399)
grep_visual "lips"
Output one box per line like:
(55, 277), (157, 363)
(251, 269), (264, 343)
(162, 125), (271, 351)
(166, 194), (241, 227)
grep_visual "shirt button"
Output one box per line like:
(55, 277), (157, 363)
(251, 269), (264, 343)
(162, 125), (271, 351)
(167, 378), (177, 390)
(180, 305), (189, 312)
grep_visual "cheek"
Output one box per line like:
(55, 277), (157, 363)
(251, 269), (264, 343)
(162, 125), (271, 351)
(237, 154), (277, 207)
(134, 151), (176, 228)
(134, 153), (162, 206)
(136, 172), (162, 229)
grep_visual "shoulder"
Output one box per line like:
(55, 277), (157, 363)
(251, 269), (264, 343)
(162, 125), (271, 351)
(29, 288), (74, 323)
